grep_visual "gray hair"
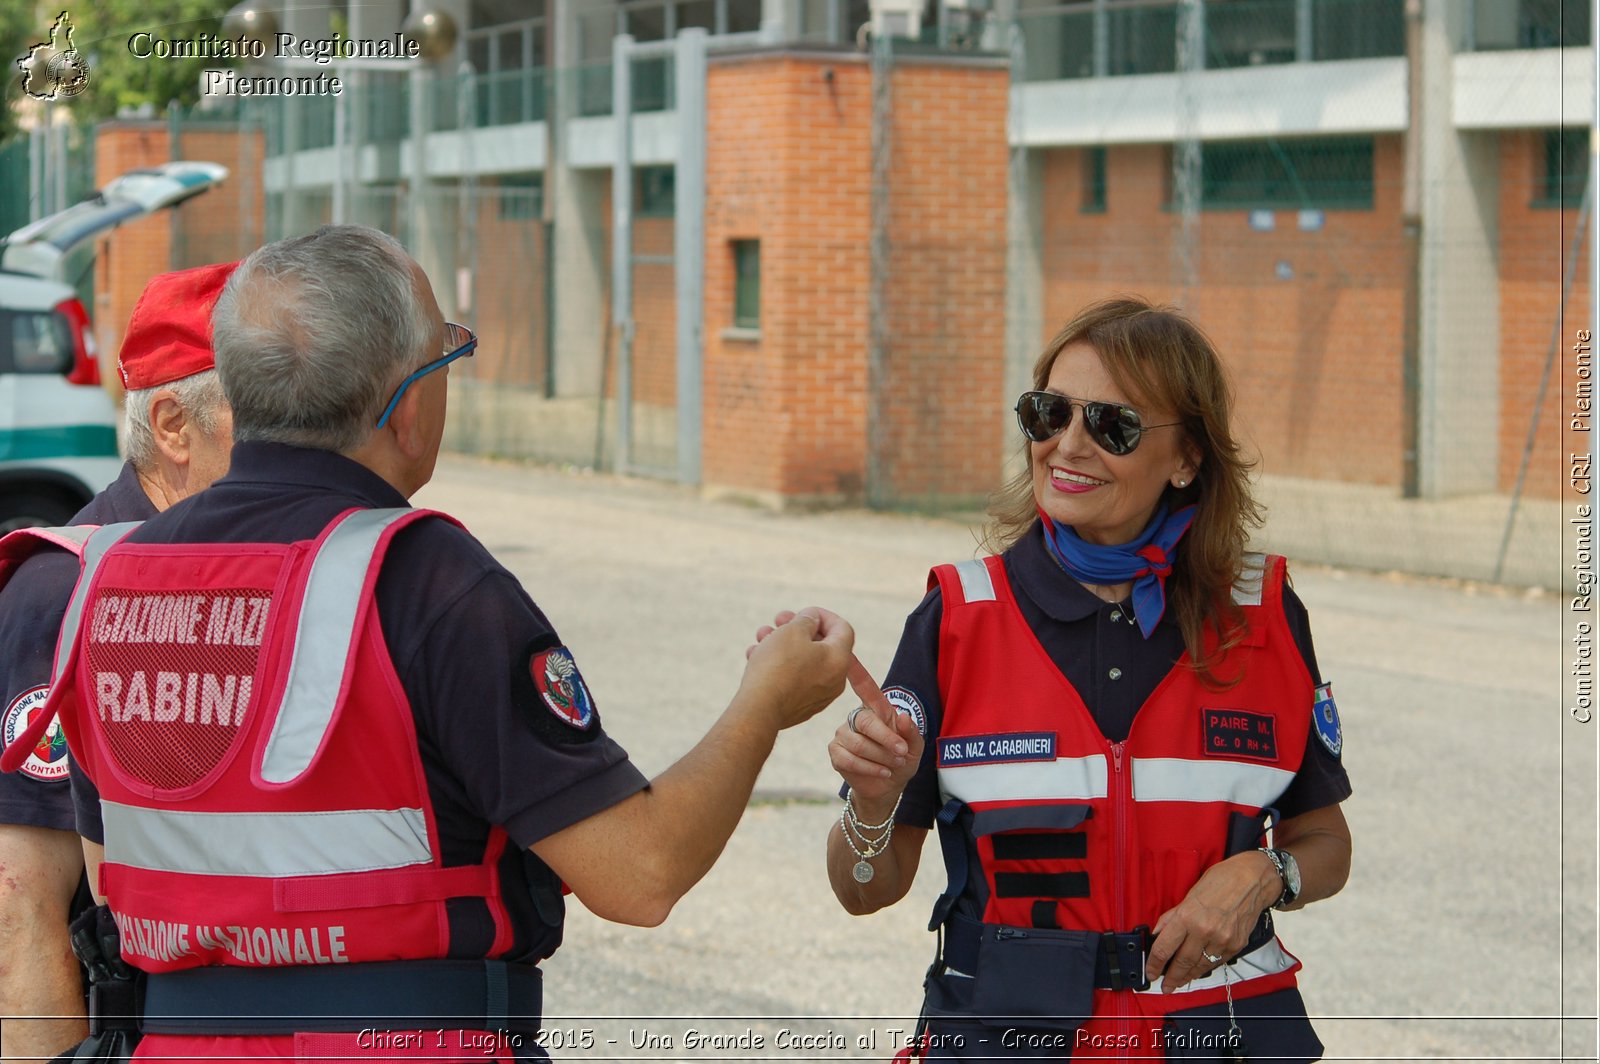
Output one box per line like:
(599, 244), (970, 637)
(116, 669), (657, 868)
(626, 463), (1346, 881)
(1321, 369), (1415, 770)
(123, 369), (227, 472)
(211, 225), (436, 452)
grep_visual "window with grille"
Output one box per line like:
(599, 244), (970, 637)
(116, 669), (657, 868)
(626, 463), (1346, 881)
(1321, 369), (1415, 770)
(1195, 136), (1375, 210)
(733, 240), (760, 330)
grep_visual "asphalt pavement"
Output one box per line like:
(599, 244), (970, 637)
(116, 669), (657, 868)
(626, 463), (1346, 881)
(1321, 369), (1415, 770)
(414, 454), (1595, 1064)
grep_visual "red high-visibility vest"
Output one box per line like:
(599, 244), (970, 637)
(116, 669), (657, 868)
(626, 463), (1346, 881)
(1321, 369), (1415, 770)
(927, 552), (1311, 1053)
(10, 508), (516, 973)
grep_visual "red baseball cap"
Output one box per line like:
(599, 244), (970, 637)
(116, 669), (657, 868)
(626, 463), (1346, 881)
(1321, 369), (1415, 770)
(117, 260), (241, 391)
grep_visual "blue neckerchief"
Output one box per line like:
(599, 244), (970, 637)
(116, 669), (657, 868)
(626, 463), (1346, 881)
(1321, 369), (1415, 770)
(1039, 503), (1197, 639)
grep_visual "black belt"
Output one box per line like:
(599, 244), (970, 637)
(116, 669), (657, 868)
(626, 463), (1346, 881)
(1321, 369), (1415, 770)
(940, 911), (1275, 993)
(142, 959), (542, 1036)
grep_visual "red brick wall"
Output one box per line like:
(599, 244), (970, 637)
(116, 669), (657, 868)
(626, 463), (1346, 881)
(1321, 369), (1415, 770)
(703, 55), (873, 501)
(874, 61), (1010, 505)
(1498, 129), (1591, 499)
(702, 52), (1008, 505)
(1042, 137), (1409, 488)
(473, 186), (548, 390)
(93, 122), (261, 403)
(594, 177), (677, 407)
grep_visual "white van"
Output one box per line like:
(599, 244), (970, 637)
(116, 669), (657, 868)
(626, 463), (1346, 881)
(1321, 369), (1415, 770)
(0, 161), (227, 529)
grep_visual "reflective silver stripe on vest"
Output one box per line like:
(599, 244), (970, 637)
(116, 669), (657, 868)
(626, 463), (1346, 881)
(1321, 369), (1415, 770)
(1231, 552), (1266, 607)
(1137, 935), (1295, 995)
(1130, 756), (1295, 810)
(953, 559), (996, 604)
(53, 522), (144, 689)
(260, 508), (414, 786)
(101, 800), (431, 877)
(939, 755), (1108, 805)
(31, 525), (95, 549)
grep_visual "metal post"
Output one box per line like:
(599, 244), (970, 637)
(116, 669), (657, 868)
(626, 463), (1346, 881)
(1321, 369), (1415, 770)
(1400, 0), (1423, 497)
(408, 65), (431, 251)
(29, 121), (44, 221)
(51, 107), (67, 217)
(333, 86), (348, 224)
(1295, 0), (1313, 61)
(674, 29), (707, 486)
(613, 33), (635, 472)
(1092, 0), (1108, 77)
(1172, 0), (1203, 301)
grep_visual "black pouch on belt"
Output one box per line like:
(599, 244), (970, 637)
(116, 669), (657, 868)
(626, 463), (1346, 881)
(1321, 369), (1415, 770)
(66, 904), (143, 1064)
(967, 924), (1096, 1032)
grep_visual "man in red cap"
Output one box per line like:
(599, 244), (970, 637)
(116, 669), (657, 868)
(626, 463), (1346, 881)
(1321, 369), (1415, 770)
(0, 261), (237, 1062)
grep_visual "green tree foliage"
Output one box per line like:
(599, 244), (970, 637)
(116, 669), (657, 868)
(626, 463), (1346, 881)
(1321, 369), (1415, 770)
(73, 1), (228, 122)
(2, 1), (228, 140)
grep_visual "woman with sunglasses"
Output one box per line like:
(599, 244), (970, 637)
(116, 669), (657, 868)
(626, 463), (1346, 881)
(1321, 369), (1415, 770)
(826, 297), (1351, 1061)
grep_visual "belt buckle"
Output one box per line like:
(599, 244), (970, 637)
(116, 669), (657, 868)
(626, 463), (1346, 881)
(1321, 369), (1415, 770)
(1101, 925), (1151, 993)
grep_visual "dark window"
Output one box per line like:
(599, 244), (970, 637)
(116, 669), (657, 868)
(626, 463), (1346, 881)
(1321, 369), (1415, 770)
(1313, 0), (1404, 59)
(733, 240), (760, 329)
(638, 166), (675, 216)
(0, 309), (74, 375)
(1471, 0), (1590, 48)
(1082, 147), (1107, 212)
(1205, 0), (1296, 69)
(679, 0), (716, 31)
(472, 0), (544, 25)
(497, 173), (544, 220)
(1106, 2), (1177, 76)
(1016, 0), (1093, 80)
(726, 0), (763, 33)
(1539, 128), (1589, 208)
(1198, 136), (1375, 209)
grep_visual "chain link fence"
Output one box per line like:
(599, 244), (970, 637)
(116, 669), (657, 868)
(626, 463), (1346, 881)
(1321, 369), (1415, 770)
(0, 0), (1586, 584)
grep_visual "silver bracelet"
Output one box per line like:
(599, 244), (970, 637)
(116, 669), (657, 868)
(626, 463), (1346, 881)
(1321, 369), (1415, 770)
(839, 790), (901, 884)
(843, 788), (898, 833)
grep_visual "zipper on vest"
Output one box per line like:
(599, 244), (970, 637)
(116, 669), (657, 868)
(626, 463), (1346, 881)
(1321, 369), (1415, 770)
(1110, 740), (1135, 1055)
(995, 926), (1027, 941)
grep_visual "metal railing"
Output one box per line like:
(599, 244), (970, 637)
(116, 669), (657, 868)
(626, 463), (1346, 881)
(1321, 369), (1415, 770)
(1464, 0), (1590, 49)
(1014, 0), (1404, 81)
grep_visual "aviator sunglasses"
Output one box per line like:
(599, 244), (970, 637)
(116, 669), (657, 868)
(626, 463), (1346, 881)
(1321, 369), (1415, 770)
(1014, 390), (1182, 456)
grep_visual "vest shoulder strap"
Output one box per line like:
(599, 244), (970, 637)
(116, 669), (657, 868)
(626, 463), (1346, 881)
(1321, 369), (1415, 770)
(929, 556), (999, 609)
(1232, 551), (1271, 607)
(0, 521), (143, 774)
(258, 507), (449, 786)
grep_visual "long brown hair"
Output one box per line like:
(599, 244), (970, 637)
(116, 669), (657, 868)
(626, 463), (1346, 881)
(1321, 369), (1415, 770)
(984, 297), (1262, 686)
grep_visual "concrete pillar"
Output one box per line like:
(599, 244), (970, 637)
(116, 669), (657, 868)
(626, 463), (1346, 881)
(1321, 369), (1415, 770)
(1003, 58), (1044, 485)
(346, 0), (406, 229)
(760, 0), (802, 43)
(404, 0), (468, 319)
(550, 0), (610, 396)
(1417, 0), (1500, 497)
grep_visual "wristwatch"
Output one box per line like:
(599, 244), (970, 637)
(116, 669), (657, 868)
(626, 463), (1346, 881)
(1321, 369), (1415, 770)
(1259, 847), (1301, 909)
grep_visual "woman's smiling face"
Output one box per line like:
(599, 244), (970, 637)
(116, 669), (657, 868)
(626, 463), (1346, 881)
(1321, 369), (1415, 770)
(1030, 342), (1201, 546)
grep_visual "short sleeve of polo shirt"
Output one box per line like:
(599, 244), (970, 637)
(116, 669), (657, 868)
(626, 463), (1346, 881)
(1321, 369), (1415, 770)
(879, 586), (946, 831)
(378, 519), (648, 852)
(0, 549), (81, 831)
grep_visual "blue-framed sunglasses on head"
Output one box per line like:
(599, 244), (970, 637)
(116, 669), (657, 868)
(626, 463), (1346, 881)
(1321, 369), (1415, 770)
(376, 322), (477, 428)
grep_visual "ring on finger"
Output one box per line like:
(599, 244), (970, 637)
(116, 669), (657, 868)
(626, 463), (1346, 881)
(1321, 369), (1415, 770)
(846, 706), (867, 733)
(1201, 950), (1224, 964)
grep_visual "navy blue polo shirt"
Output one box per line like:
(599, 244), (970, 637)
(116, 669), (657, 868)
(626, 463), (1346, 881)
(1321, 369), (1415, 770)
(887, 524), (1352, 829)
(0, 462), (155, 831)
(70, 442), (647, 962)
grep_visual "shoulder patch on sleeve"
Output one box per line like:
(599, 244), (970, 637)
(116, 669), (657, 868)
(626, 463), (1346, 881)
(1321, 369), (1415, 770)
(513, 637), (601, 744)
(883, 686), (927, 737)
(1312, 682), (1342, 759)
(531, 646), (595, 730)
(2, 685), (69, 782)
